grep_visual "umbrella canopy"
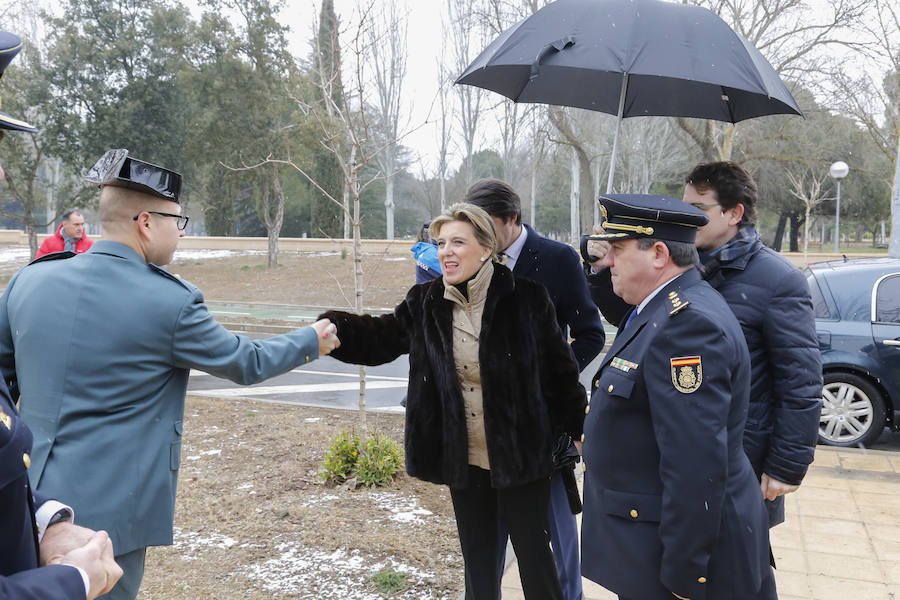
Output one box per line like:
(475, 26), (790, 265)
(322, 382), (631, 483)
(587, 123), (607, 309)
(457, 0), (802, 123)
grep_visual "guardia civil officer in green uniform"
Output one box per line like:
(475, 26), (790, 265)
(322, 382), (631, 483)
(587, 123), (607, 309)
(0, 149), (340, 600)
(580, 194), (776, 600)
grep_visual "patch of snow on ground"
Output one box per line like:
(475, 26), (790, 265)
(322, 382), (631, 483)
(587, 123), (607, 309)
(368, 491), (433, 524)
(299, 493), (340, 507)
(304, 417), (321, 422)
(242, 542), (447, 599)
(171, 527), (238, 560)
(0, 247), (30, 263)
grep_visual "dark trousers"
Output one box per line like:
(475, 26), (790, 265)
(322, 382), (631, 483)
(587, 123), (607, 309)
(450, 466), (563, 600)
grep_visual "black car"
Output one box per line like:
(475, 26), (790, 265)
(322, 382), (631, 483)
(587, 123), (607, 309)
(805, 257), (900, 447)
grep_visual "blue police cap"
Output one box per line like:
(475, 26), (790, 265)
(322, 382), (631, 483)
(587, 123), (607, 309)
(590, 194), (709, 244)
(84, 149), (182, 202)
(0, 31), (37, 134)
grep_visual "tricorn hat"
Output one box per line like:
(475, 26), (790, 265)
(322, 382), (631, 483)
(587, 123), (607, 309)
(84, 149), (182, 202)
(588, 194), (709, 244)
(0, 31), (37, 134)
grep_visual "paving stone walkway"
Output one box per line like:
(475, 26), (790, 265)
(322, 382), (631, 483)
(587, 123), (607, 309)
(500, 446), (900, 600)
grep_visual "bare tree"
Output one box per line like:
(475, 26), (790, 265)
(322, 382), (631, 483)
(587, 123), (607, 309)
(232, 6), (384, 434)
(435, 41), (454, 212)
(367, 0), (408, 240)
(679, 0), (867, 160)
(828, 0), (900, 256)
(787, 166), (832, 265)
(448, 0), (487, 184)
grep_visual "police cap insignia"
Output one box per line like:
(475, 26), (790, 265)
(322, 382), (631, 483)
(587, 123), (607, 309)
(671, 355), (702, 393)
(587, 194), (708, 244)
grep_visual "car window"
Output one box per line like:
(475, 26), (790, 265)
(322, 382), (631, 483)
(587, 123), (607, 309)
(805, 270), (831, 319)
(875, 274), (900, 323)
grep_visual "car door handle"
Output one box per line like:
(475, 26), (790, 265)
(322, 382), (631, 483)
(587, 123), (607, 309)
(882, 339), (900, 346)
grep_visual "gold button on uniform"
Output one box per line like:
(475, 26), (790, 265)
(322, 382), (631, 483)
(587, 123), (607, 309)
(305, 355), (310, 363)
(594, 380), (599, 388)
(580, 433), (585, 443)
(607, 384), (614, 392)
(629, 509), (638, 518)
(585, 405), (590, 415)
(23, 453), (30, 468)
(698, 577), (707, 584)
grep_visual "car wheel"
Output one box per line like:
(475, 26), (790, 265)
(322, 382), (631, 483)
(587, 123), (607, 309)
(819, 371), (886, 447)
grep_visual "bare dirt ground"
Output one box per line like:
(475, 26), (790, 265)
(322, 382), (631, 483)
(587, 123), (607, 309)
(141, 397), (462, 600)
(150, 249), (464, 599)
(168, 248), (415, 310)
(0, 246), (465, 599)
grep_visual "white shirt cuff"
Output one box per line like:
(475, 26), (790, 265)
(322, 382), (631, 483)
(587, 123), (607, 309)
(34, 500), (74, 543)
(74, 566), (91, 599)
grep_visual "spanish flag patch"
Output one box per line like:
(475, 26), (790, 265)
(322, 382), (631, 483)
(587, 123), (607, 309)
(670, 355), (702, 393)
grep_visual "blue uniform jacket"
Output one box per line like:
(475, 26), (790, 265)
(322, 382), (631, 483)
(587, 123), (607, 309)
(0, 240), (320, 556)
(581, 268), (773, 600)
(1, 378), (85, 599)
(515, 225), (605, 370)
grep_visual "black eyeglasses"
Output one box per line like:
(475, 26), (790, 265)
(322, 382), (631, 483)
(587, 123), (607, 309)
(134, 211), (189, 230)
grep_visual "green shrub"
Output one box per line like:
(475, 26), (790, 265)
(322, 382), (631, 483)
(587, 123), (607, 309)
(356, 433), (404, 487)
(319, 429), (360, 483)
(370, 569), (408, 595)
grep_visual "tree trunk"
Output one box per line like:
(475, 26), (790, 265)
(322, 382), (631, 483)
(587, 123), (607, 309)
(570, 147), (580, 246)
(25, 219), (37, 260)
(772, 213), (789, 252)
(789, 212), (801, 252)
(890, 131), (900, 257)
(351, 162), (367, 436)
(530, 163), (537, 227)
(803, 206), (811, 267)
(385, 176), (395, 240)
(262, 166), (285, 268)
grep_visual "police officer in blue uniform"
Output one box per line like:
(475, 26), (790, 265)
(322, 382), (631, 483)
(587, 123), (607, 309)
(580, 194), (776, 600)
(0, 30), (122, 600)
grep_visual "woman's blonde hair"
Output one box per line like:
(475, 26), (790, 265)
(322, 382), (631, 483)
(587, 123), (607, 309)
(429, 203), (497, 254)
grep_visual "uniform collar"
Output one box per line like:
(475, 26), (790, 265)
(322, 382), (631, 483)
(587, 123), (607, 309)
(87, 240), (146, 264)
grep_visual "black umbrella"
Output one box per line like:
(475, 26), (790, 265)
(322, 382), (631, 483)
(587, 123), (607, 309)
(456, 0), (802, 193)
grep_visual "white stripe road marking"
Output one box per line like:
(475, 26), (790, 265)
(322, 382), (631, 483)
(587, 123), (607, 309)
(188, 369), (407, 381)
(188, 380), (407, 397)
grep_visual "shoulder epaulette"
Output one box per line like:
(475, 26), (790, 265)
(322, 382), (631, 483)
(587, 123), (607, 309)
(148, 263), (191, 291)
(28, 250), (77, 266)
(667, 290), (690, 316)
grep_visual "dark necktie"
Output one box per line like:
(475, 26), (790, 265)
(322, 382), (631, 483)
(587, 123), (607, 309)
(622, 309), (638, 331)
(497, 252), (508, 265)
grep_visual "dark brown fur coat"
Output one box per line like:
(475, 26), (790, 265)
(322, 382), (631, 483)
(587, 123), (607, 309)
(321, 264), (587, 489)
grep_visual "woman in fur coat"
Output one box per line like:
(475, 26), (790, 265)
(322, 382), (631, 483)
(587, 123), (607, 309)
(321, 203), (587, 600)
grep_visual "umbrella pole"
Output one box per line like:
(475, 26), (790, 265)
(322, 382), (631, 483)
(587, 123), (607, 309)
(606, 74), (628, 195)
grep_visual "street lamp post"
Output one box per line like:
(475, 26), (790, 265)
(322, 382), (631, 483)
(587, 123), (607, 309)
(830, 161), (849, 253)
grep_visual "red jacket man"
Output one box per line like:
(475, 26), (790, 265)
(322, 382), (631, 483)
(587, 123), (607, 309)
(35, 210), (93, 258)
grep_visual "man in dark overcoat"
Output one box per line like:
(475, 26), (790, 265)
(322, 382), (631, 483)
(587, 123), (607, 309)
(580, 194), (776, 600)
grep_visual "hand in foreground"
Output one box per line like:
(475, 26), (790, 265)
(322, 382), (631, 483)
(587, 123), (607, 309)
(312, 318), (341, 356)
(50, 530), (122, 600)
(760, 472), (799, 501)
(41, 522), (94, 566)
(587, 224), (612, 270)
